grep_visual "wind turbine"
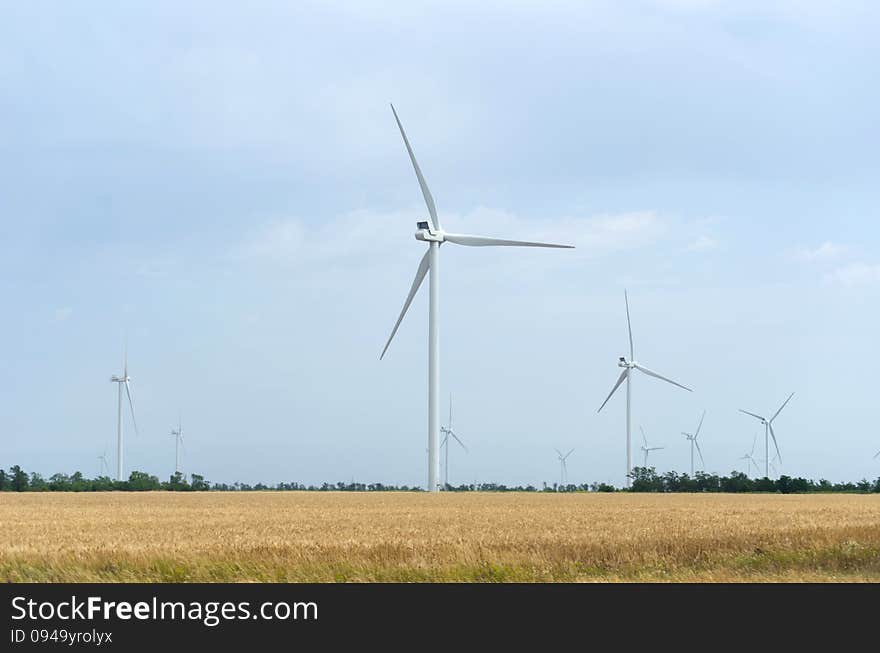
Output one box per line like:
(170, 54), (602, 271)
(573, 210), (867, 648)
(109, 350), (138, 481)
(555, 448), (574, 488)
(681, 410), (706, 476)
(738, 392), (794, 479)
(171, 416), (184, 477)
(96, 448), (110, 478)
(380, 104), (574, 492)
(597, 291), (692, 486)
(440, 395), (468, 490)
(639, 426), (664, 468)
(739, 433), (761, 477)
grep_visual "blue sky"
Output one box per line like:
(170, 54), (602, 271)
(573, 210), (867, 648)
(1, 1), (878, 487)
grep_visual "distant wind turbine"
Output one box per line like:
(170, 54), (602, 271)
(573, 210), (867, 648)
(109, 350), (138, 481)
(555, 448), (575, 488)
(639, 426), (664, 468)
(440, 395), (468, 490)
(738, 393), (794, 478)
(597, 291), (692, 486)
(739, 433), (761, 477)
(171, 416), (184, 476)
(380, 104), (574, 492)
(96, 448), (110, 478)
(682, 410), (706, 476)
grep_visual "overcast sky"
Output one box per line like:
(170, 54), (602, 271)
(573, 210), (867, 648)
(2, 1), (878, 487)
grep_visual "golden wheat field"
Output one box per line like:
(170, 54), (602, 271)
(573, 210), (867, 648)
(2, 492), (880, 582)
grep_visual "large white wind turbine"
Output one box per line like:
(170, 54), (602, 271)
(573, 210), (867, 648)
(681, 410), (706, 476)
(440, 395), (468, 490)
(380, 104), (574, 492)
(597, 291), (692, 486)
(109, 351), (138, 481)
(739, 433), (761, 477)
(639, 426), (664, 469)
(555, 448), (575, 488)
(171, 417), (184, 476)
(738, 392), (794, 478)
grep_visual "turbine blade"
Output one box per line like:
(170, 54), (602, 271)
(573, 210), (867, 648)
(390, 104), (440, 231)
(750, 432), (758, 456)
(770, 392), (795, 423)
(443, 233), (573, 248)
(694, 410), (706, 438)
(739, 409), (765, 422)
(449, 431), (468, 453)
(640, 426), (648, 447)
(597, 369), (629, 413)
(380, 249), (430, 359)
(632, 363), (692, 392)
(624, 290), (634, 360)
(874, 450), (880, 459)
(448, 394), (453, 430)
(564, 448), (575, 460)
(694, 439), (705, 467)
(555, 448), (564, 458)
(124, 381), (139, 437)
(768, 423), (782, 464)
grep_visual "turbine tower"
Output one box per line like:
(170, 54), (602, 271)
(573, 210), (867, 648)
(109, 350), (138, 481)
(681, 410), (706, 476)
(738, 392), (794, 478)
(440, 395), (468, 490)
(171, 416), (184, 476)
(597, 291), (692, 487)
(555, 448), (574, 488)
(639, 426), (664, 468)
(380, 104), (573, 492)
(739, 433), (761, 477)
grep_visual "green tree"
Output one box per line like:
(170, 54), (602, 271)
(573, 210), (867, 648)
(9, 465), (29, 491)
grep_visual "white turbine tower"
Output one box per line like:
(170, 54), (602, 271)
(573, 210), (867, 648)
(738, 392), (794, 478)
(380, 104), (574, 493)
(109, 351), (138, 481)
(739, 433), (761, 477)
(639, 426), (664, 469)
(555, 448), (574, 488)
(681, 410), (706, 476)
(440, 395), (468, 490)
(597, 291), (692, 487)
(171, 417), (184, 477)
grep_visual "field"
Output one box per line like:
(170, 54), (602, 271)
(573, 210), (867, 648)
(2, 492), (880, 582)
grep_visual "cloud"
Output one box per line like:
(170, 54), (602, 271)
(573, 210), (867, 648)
(687, 235), (718, 251)
(792, 242), (847, 263)
(825, 262), (880, 287)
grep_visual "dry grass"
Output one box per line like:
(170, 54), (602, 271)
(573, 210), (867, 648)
(2, 492), (880, 582)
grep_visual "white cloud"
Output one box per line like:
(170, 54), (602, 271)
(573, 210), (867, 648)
(687, 235), (718, 251)
(792, 242), (847, 263)
(825, 262), (880, 287)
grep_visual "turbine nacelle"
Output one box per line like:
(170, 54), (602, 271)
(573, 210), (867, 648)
(415, 224), (444, 242)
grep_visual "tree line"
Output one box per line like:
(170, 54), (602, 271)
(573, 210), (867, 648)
(2, 464), (880, 493)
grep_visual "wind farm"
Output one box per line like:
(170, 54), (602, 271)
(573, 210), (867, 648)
(3, 0), (880, 589)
